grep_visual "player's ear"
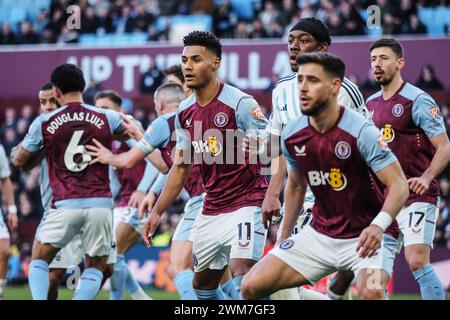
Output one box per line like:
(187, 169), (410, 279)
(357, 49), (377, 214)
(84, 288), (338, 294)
(397, 57), (405, 70)
(212, 57), (221, 71)
(318, 42), (329, 52)
(52, 86), (62, 100)
(332, 78), (341, 96)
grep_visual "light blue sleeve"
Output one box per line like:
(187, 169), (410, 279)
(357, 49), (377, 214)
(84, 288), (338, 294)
(125, 138), (137, 148)
(281, 132), (299, 172)
(0, 145), (11, 178)
(136, 160), (159, 193)
(236, 96), (271, 137)
(136, 117), (170, 154)
(150, 173), (168, 195)
(412, 94), (446, 138)
(105, 109), (125, 135)
(357, 123), (398, 173)
(109, 165), (121, 200)
(175, 113), (191, 151)
(21, 116), (43, 153)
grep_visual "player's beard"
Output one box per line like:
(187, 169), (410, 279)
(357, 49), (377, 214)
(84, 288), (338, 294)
(301, 96), (329, 116)
(374, 71), (394, 86)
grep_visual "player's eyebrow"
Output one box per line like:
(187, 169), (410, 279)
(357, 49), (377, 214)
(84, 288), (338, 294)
(182, 54), (202, 60)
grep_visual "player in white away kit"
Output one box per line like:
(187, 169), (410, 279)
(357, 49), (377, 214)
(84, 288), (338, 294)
(266, 17), (370, 300)
(0, 143), (18, 299)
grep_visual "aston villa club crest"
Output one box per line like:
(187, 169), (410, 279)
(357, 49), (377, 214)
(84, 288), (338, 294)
(335, 141), (351, 160)
(392, 104), (404, 117)
(214, 112), (228, 127)
(279, 239), (294, 250)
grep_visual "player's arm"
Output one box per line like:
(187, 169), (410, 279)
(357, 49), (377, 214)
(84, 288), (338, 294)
(0, 145), (18, 231)
(0, 176), (18, 232)
(143, 149), (191, 247)
(280, 169), (306, 242)
(11, 117), (44, 171)
(86, 140), (169, 173)
(138, 172), (167, 219)
(356, 123), (409, 258)
(411, 133), (450, 195)
(409, 95), (450, 195)
(128, 160), (159, 208)
(261, 155), (286, 229)
(11, 144), (46, 172)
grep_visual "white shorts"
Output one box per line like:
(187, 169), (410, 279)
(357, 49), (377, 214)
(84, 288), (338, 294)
(191, 206), (267, 272)
(36, 207), (114, 258)
(114, 207), (145, 236)
(270, 225), (398, 285)
(0, 211), (10, 239)
(396, 200), (439, 248)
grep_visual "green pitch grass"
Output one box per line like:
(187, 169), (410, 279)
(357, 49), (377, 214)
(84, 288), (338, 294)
(2, 285), (180, 300)
(1, 285), (432, 300)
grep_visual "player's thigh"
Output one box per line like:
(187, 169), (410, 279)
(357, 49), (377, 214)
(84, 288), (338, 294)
(397, 201), (439, 248)
(81, 208), (114, 258)
(355, 234), (398, 297)
(169, 240), (193, 270)
(229, 207), (267, 265)
(356, 268), (390, 300)
(31, 240), (61, 263)
(0, 239), (10, 257)
(241, 253), (309, 299)
(115, 221), (140, 255)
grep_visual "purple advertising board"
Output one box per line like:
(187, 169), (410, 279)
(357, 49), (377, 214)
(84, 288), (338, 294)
(393, 248), (450, 294)
(0, 37), (449, 98)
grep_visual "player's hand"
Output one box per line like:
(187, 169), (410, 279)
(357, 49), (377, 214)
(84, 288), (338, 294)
(86, 138), (113, 165)
(138, 192), (156, 220)
(261, 193), (281, 229)
(407, 176), (431, 195)
(356, 225), (383, 258)
(143, 212), (161, 248)
(7, 213), (18, 232)
(242, 134), (264, 155)
(128, 190), (146, 208)
(120, 112), (144, 141)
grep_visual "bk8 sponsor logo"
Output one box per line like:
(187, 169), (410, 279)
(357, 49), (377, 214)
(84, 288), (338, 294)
(308, 168), (347, 191)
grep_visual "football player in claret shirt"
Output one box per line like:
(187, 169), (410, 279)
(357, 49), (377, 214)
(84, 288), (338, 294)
(367, 38), (450, 300)
(241, 52), (409, 300)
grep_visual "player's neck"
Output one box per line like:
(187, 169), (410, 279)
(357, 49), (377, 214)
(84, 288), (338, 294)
(59, 92), (84, 105)
(194, 78), (221, 107)
(310, 103), (340, 134)
(381, 74), (404, 100)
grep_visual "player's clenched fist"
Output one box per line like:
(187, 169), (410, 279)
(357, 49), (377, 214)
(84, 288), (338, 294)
(356, 225), (383, 258)
(143, 212), (161, 248)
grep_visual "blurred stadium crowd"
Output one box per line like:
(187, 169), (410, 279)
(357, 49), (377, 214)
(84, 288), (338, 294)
(0, 0), (450, 46)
